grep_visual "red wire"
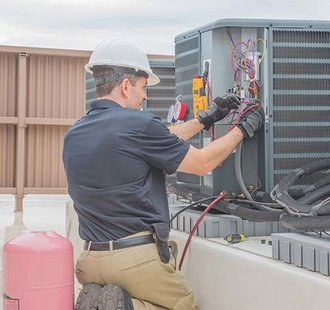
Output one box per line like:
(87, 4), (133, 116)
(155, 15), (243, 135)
(178, 191), (227, 270)
(230, 40), (261, 98)
(230, 41), (249, 81)
(228, 102), (260, 132)
(209, 125), (215, 140)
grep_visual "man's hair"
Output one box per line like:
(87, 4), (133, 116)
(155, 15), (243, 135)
(91, 66), (141, 98)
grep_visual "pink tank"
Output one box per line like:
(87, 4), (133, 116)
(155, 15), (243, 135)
(3, 231), (74, 310)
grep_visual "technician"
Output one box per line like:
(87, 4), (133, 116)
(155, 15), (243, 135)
(63, 37), (264, 310)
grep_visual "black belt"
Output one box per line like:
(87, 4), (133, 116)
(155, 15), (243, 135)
(84, 234), (155, 251)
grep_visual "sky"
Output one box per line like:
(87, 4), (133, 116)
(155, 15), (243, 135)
(1, 0), (330, 55)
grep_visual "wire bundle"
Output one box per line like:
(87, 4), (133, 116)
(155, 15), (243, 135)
(227, 29), (265, 98)
(228, 99), (261, 132)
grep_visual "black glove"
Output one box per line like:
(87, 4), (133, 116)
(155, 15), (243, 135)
(237, 104), (265, 138)
(198, 94), (240, 130)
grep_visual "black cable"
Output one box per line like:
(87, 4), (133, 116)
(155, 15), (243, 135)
(281, 213), (330, 231)
(234, 199), (284, 210)
(212, 201), (283, 222)
(170, 196), (218, 224)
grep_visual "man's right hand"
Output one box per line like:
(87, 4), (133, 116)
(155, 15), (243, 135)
(237, 104), (265, 138)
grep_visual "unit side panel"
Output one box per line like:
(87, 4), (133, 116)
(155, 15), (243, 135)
(269, 28), (330, 189)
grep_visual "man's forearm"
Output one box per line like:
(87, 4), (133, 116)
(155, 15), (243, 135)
(168, 119), (204, 140)
(201, 127), (244, 172)
(177, 126), (244, 175)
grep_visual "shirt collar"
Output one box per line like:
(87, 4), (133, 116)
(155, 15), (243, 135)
(88, 99), (121, 113)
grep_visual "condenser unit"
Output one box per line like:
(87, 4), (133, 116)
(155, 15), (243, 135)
(175, 18), (330, 196)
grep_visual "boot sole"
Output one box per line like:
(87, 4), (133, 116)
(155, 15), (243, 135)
(98, 284), (127, 310)
(75, 283), (102, 310)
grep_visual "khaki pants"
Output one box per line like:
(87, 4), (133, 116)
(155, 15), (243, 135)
(75, 232), (197, 310)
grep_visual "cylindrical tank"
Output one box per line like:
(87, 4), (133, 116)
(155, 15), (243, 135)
(3, 231), (74, 310)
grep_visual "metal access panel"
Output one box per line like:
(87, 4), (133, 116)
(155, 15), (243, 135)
(175, 19), (330, 195)
(175, 35), (201, 187)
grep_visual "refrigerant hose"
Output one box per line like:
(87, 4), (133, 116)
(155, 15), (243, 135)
(280, 213), (330, 231)
(167, 183), (283, 222)
(273, 158), (330, 216)
(234, 140), (284, 213)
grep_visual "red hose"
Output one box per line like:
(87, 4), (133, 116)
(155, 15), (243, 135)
(178, 191), (227, 270)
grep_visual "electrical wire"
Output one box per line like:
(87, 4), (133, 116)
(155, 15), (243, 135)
(252, 179), (262, 193)
(170, 196), (218, 224)
(226, 28), (236, 47)
(178, 192), (227, 270)
(229, 102), (260, 131)
(270, 187), (310, 216)
(227, 33), (265, 98)
(310, 196), (330, 214)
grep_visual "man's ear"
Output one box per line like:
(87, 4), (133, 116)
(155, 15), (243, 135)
(120, 78), (130, 98)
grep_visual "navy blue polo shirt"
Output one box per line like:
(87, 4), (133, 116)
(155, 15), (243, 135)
(63, 99), (189, 242)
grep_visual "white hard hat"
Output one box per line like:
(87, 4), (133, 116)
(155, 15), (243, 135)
(85, 37), (160, 86)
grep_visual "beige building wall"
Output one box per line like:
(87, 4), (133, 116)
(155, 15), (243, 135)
(0, 45), (90, 211)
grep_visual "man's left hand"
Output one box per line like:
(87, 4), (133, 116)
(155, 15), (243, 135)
(198, 94), (240, 130)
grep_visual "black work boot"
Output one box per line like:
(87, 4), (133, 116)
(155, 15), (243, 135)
(98, 284), (134, 310)
(75, 283), (102, 310)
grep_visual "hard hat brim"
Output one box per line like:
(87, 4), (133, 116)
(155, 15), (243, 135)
(85, 63), (160, 86)
(147, 72), (160, 86)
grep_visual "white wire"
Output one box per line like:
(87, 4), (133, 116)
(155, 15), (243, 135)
(310, 196), (330, 213)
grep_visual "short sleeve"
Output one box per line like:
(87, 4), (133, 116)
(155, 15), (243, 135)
(139, 117), (190, 174)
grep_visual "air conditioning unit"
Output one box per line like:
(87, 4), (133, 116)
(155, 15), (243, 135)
(175, 18), (330, 196)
